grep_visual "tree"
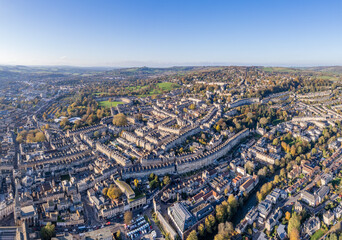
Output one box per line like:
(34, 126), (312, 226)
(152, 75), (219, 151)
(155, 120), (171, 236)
(94, 131), (100, 138)
(285, 211), (291, 221)
(16, 135), (23, 143)
(163, 175), (171, 185)
(60, 118), (69, 128)
(189, 104), (196, 110)
(198, 224), (205, 237)
(259, 117), (268, 127)
(280, 168), (286, 177)
(274, 175), (280, 184)
(186, 230), (198, 240)
(124, 211), (133, 225)
(216, 205), (227, 223)
(289, 228), (300, 240)
(134, 179), (139, 188)
(312, 148), (317, 155)
(107, 186), (122, 200)
(35, 132), (46, 142)
(272, 138), (279, 146)
(102, 188), (108, 196)
(205, 214), (216, 234)
(228, 194), (238, 211)
(41, 223), (55, 240)
(245, 161), (255, 174)
(115, 230), (122, 240)
(214, 233), (225, 240)
(290, 145), (296, 156)
(288, 212), (300, 237)
(113, 113), (127, 126)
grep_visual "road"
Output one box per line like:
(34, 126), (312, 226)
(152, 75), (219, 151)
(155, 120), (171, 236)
(82, 194), (102, 226)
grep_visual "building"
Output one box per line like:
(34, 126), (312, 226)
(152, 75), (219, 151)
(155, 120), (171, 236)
(304, 216), (320, 236)
(277, 224), (287, 240)
(301, 186), (329, 207)
(258, 200), (272, 219)
(323, 210), (335, 225)
(168, 202), (196, 239)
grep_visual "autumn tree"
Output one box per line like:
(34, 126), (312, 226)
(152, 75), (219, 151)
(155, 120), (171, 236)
(163, 175), (171, 185)
(205, 214), (216, 233)
(198, 224), (205, 237)
(102, 188), (108, 195)
(35, 132), (46, 142)
(113, 113), (127, 126)
(124, 211), (133, 225)
(134, 179), (139, 188)
(186, 230), (198, 240)
(288, 212), (300, 237)
(107, 186), (122, 200)
(289, 228), (300, 240)
(285, 211), (291, 221)
(259, 117), (268, 127)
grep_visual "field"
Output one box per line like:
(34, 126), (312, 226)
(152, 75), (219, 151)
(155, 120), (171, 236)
(126, 82), (180, 97)
(157, 82), (179, 91)
(317, 75), (340, 81)
(310, 228), (327, 240)
(263, 67), (301, 73)
(98, 101), (123, 108)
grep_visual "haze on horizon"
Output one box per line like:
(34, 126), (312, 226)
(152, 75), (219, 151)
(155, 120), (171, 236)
(0, 0), (341, 67)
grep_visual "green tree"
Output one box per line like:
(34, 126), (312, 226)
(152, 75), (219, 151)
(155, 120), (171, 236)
(41, 223), (55, 240)
(205, 214), (216, 234)
(186, 230), (198, 240)
(288, 212), (300, 237)
(163, 175), (171, 185)
(198, 224), (205, 237)
(228, 194), (238, 211)
(272, 138), (279, 146)
(215, 204), (227, 223)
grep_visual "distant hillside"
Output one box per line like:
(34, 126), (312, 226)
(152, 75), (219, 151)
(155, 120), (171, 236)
(103, 66), (203, 78)
(301, 66), (342, 74)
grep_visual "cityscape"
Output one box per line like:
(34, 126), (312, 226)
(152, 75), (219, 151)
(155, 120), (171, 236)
(1, 1), (342, 240)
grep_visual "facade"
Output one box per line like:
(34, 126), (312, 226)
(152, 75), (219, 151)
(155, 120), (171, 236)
(168, 202), (196, 239)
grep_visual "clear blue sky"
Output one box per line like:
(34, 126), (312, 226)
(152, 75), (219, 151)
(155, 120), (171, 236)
(0, 0), (341, 67)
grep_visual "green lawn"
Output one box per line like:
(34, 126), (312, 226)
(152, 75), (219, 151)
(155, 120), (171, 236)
(318, 75), (339, 81)
(157, 82), (180, 91)
(98, 101), (123, 108)
(263, 67), (300, 73)
(310, 228), (327, 240)
(125, 82), (180, 97)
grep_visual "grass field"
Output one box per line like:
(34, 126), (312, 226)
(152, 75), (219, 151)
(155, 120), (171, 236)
(126, 82), (180, 97)
(98, 101), (123, 108)
(317, 75), (340, 81)
(263, 67), (301, 73)
(311, 228), (327, 240)
(157, 82), (179, 91)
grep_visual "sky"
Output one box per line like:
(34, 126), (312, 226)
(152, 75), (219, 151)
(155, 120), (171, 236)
(0, 0), (341, 67)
